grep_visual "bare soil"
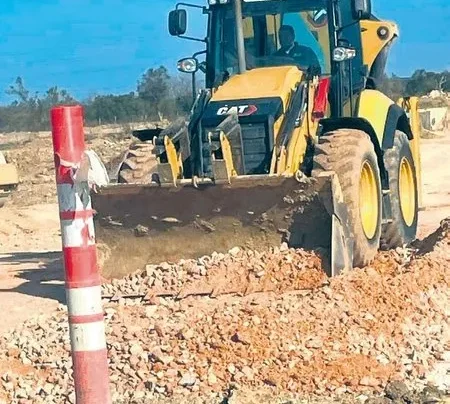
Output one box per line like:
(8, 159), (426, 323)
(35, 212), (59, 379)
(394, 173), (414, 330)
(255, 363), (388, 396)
(0, 125), (141, 334)
(0, 131), (449, 333)
(0, 129), (449, 403)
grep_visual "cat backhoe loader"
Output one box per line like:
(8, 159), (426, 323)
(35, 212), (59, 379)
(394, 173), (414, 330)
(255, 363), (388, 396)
(91, 0), (422, 279)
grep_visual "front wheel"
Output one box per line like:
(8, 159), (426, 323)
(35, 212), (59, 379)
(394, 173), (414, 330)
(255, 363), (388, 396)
(312, 129), (382, 268)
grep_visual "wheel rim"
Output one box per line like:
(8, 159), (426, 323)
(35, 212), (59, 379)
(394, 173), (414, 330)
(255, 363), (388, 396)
(399, 156), (415, 226)
(359, 160), (379, 239)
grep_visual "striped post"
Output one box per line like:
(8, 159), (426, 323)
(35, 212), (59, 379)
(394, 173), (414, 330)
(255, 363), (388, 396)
(50, 105), (111, 404)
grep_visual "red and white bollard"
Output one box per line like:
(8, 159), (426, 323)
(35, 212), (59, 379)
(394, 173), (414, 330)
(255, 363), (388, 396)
(50, 105), (111, 404)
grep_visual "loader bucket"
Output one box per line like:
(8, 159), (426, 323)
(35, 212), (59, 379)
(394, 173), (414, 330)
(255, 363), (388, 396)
(91, 172), (353, 279)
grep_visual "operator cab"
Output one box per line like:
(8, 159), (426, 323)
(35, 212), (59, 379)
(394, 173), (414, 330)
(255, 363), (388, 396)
(210, 1), (329, 82)
(166, 0), (374, 177)
(168, 0), (372, 119)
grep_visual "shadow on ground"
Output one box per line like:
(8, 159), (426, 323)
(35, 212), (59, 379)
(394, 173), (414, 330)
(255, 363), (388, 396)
(0, 251), (66, 304)
(411, 217), (449, 256)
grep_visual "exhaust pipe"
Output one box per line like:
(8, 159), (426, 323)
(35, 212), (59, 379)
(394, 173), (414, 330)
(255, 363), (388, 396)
(233, 0), (246, 74)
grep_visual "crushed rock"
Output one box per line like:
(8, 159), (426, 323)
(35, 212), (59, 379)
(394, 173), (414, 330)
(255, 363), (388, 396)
(0, 220), (449, 403)
(101, 244), (327, 300)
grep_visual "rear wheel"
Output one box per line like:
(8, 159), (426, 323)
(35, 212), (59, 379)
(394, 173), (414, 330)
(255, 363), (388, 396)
(117, 142), (157, 184)
(117, 120), (188, 184)
(312, 129), (382, 267)
(380, 130), (418, 249)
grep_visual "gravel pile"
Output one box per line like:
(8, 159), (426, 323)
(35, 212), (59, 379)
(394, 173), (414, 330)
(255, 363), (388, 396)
(101, 245), (327, 300)
(0, 221), (449, 404)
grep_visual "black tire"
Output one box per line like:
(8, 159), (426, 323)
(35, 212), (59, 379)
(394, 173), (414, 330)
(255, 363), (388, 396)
(312, 129), (383, 267)
(380, 130), (418, 249)
(117, 142), (158, 184)
(118, 119), (189, 184)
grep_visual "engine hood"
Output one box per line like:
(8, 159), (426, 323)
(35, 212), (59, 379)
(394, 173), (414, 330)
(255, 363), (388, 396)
(211, 66), (303, 109)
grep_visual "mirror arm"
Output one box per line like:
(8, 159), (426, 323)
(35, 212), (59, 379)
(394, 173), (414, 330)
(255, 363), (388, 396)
(193, 50), (207, 57)
(178, 35), (207, 43)
(193, 50), (207, 76)
(171, 4), (209, 42)
(176, 2), (207, 11)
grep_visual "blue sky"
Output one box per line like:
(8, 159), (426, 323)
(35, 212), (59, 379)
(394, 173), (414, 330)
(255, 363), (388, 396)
(0, 0), (448, 104)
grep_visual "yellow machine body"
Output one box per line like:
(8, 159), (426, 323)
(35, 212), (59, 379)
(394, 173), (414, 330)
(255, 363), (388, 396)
(91, 0), (421, 280)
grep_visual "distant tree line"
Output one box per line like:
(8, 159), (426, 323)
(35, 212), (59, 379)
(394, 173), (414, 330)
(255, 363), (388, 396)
(379, 70), (450, 102)
(0, 66), (193, 132)
(0, 67), (448, 133)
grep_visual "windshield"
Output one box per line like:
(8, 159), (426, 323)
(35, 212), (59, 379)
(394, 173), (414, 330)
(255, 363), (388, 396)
(211, 0), (331, 84)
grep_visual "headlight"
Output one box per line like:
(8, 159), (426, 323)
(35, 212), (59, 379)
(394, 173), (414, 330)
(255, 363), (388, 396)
(177, 57), (198, 73)
(332, 47), (356, 62)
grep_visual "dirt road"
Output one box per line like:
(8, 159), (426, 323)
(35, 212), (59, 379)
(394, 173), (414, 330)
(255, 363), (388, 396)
(0, 133), (449, 335)
(0, 204), (61, 333)
(417, 134), (450, 237)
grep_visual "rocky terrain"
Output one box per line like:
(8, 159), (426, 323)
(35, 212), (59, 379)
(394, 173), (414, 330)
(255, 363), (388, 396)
(0, 220), (449, 403)
(0, 128), (449, 403)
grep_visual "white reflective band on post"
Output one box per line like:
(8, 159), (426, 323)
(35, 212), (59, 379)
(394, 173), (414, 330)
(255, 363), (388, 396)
(57, 183), (92, 212)
(70, 321), (107, 352)
(66, 286), (103, 316)
(61, 218), (96, 248)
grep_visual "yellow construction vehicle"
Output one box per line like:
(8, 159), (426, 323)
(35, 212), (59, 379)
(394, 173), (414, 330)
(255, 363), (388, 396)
(0, 151), (19, 208)
(92, 0), (422, 279)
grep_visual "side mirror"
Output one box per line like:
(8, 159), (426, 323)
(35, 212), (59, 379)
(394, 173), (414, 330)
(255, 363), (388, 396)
(352, 0), (371, 20)
(311, 8), (327, 25)
(332, 46), (356, 62)
(168, 9), (187, 36)
(177, 57), (198, 73)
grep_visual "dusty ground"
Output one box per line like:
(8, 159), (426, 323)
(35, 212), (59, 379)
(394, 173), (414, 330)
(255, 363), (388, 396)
(0, 125), (140, 334)
(0, 129), (449, 403)
(417, 134), (450, 237)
